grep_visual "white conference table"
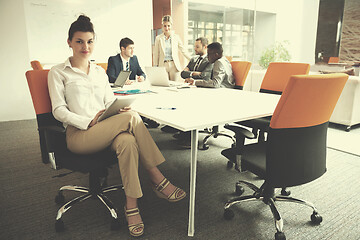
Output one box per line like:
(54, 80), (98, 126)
(118, 83), (281, 236)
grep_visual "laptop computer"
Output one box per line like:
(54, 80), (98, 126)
(145, 67), (189, 87)
(111, 71), (131, 88)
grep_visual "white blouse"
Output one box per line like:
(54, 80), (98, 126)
(48, 58), (115, 130)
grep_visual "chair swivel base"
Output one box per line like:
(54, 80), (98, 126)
(223, 181), (322, 240)
(54, 183), (124, 232)
(200, 127), (236, 150)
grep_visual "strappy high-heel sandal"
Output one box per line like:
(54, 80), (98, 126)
(152, 178), (186, 202)
(124, 206), (144, 237)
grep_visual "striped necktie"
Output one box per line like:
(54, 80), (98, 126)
(126, 62), (129, 71)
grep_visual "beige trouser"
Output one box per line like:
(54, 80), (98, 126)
(164, 61), (181, 82)
(66, 111), (165, 198)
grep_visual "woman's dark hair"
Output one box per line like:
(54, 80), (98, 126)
(68, 15), (95, 41)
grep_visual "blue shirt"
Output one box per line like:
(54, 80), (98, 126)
(164, 36), (173, 61)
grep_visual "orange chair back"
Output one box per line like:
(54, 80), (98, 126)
(328, 57), (339, 63)
(30, 60), (43, 70)
(96, 63), (108, 71)
(225, 56), (233, 62)
(260, 62), (310, 94)
(270, 73), (348, 129)
(230, 61), (252, 89)
(26, 70), (52, 115)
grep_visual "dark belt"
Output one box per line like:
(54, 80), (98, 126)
(164, 60), (173, 63)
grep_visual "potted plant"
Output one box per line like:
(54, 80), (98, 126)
(259, 41), (291, 69)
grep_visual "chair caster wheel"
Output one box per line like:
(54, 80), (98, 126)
(110, 218), (121, 231)
(55, 219), (65, 232)
(200, 144), (209, 150)
(311, 212), (323, 224)
(235, 183), (244, 195)
(227, 161), (234, 169)
(280, 188), (291, 196)
(224, 208), (234, 220)
(275, 231), (286, 240)
(55, 193), (65, 205)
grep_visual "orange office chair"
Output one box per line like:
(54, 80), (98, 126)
(222, 73), (348, 240)
(328, 57), (340, 64)
(231, 61), (252, 90)
(96, 62), (108, 71)
(200, 61), (252, 150)
(26, 70), (123, 232)
(235, 62), (310, 143)
(30, 60), (43, 70)
(225, 56), (233, 62)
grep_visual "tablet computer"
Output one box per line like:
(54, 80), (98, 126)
(97, 96), (136, 122)
(112, 71), (131, 88)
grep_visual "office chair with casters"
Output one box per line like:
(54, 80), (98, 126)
(30, 60), (43, 70)
(26, 70), (123, 232)
(236, 62), (310, 143)
(222, 73), (348, 240)
(200, 61), (252, 150)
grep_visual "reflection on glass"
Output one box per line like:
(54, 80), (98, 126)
(205, 22), (214, 28)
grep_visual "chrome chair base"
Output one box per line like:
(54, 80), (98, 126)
(54, 180), (124, 232)
(200, 126), (236, 150)
(224, 181), (322, 240)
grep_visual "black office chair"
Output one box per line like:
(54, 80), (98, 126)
(26, 70), (123, 232)
(221, 73), (348, 240)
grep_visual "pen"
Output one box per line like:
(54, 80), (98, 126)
(156, 107), (176, 110)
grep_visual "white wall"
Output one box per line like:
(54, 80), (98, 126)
(0, 0), (153, 122)
(254, 11), (276, 63)
(273, 0), (320, 64)
(0, 0), (33, 121)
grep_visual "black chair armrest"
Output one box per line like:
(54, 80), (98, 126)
(39, 125), (67, 154)
(38, 125), (65, 133)
(225, 124), (256, 139)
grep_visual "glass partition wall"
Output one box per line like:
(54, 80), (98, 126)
(187, 1), (258, 64)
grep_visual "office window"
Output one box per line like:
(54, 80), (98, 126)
(188, 2), (255, 60)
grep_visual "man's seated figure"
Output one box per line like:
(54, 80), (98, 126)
(107, 37), (159, 128)
(174, 42), (235, 147)
(160, 37), (214, 135)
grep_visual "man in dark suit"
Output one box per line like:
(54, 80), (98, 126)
(160, 37), (214, 134)
(171, 37), (214, 147)
(107, 37), (146, 84)
(107, 38), (159, 128)
(181, 37), (213, 81)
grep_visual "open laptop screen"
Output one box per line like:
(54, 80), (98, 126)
(113, 71), (131, 87)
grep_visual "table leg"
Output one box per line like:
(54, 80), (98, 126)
(188, 129), (198, 237)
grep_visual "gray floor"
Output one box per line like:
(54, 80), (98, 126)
(1, 119), (360, 240)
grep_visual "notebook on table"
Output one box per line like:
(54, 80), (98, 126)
(145, 67), (189, 88)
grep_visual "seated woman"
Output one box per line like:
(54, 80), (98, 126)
(47, 15), (186, 237)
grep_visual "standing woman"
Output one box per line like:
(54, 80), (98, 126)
(48, 15), (186, 237)
(153, 15), (191, 82)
